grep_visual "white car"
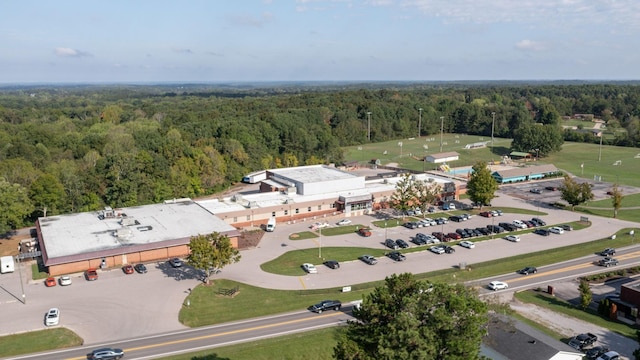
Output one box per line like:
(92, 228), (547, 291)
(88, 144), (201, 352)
(418, 219), (431, 227)
(337, 219), (352, 226)
(512, 220), (527, 229)
(459, 240), (475, 249)
(429, 246), (445, 254)
(45, 308), (60, 326)
(549, 226), (565, 234)
(59, 276), (72, 286)
(302, 263), (317, 274)
(505, 235), (520, 242)
(488, 281), (509, 291)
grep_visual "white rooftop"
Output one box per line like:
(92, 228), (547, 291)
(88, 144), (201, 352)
(269, 165), (358, 183)
(39, 200), (236, 260)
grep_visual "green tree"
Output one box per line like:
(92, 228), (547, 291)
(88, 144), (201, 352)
(334, 273), (488, 360)
(187, 232), (241, 284)
(465, 161), (498, 209)
(610, 183), (623, 218)
(559, 175), (594, 210)
(413, 180), (441, 215)
(390, 173), (415, 215)
(0, 178), (34, 234)
(29, 173), (66, 217)
(578, 279), (592, 310)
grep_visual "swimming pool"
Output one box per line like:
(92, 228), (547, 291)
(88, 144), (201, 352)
(448, 167), (473, 176)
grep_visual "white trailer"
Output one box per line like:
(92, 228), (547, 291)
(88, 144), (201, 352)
(266, 217), (276, 232)
(0, 256), (15, 274)
(242, 170), (267, 184)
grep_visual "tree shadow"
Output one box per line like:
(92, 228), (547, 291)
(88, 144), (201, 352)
(190, 354), (231, 360)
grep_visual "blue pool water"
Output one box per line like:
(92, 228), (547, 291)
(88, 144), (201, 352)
(448, 167), (473, 176)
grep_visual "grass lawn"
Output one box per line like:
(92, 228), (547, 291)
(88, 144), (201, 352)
(514, 290), (637, 340)
(260, 247), (389, 276)
(159, 327), (339, 360)
(584, 193), (640, 208)
(0, 328), (83, 357)
(576, 207), (640, 224)
(288, 231), (318, 240)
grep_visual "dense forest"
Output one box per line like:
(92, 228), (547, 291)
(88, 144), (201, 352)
(1, 82), (639, 233)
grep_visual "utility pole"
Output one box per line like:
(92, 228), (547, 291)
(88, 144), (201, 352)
(439, 116), (444, 152)
(418, 108), (423, 138)
(367, 112), (372, 142)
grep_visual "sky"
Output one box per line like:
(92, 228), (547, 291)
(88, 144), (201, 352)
(2, 0), (640, 83)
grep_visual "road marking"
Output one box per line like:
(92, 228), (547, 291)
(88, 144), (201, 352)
(298, 276), (307, 289)
(508, 250), (640, 284)
(64, 312), (342, 360)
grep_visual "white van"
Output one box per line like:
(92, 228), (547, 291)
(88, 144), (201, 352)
(266, 217), (276, 232)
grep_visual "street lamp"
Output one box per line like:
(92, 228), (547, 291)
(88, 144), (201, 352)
(598, 132), (603, 162)
(367, 112), (372, 142)
(491, 112), (496, 152)
(418, 108), (423, 138)
(439, 116), (444, 152)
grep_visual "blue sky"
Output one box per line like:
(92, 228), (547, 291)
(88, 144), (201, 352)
(2, 0), (639, 83)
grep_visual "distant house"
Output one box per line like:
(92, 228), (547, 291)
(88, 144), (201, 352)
(492, 164), (560, 184)
(482, 315), (584, 360)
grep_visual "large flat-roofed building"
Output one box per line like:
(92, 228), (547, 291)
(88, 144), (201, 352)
(267, 165), (364, 196)
(38, 199), (240, 276)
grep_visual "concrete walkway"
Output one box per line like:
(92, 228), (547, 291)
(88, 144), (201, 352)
(220, 192), (640, 290)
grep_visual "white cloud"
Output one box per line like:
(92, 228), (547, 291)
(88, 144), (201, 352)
(54, 47), (92, 58)
(515, 39), (547, 52)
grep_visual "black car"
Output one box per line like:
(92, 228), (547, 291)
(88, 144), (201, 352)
(443, 245), (455, 254)
(412, 236), (427, 246)
(385, 238), (399, 250)
(455, 229), (470, 238)
(599, 248), (616, 256)
(475, 227), (490, 236)
(585, 345), (609, 359)
(309, 300), (342, 313)
(387, 251), (406, 262)
(403, 222), (418, 229)
(518, 266), (538, 275)
(499, 222), (517, 232)
(323, 260), (340, 269)
(134, 263), (148, 274)
(396, 239), (410, 249)
(449, 215), (464, 222)
(89, 348), (125, 360)
(169, 258), (183, 268)
(559, 224), (573, 231)
(533, 228), (550, 236)
(487, 225), (505, 233)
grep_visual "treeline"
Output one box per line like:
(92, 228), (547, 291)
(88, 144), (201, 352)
(0, 82), (639, 233)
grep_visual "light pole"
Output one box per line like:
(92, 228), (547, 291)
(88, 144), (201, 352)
(367, 112), (372, 142)
(16, 256), (26, 304)
(439, 116), (444, 152)
(318, 226), (322, 258)
(491, 112), (496, 152)
(598, 132), (603, 161)
(418, 108), (423, 138)
(385, 221), (388, 240)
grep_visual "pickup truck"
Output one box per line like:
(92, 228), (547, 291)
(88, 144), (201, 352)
(568, 332), (597, 350)
(309, 300), (342, 313)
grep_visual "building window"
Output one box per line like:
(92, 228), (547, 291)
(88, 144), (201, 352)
(246, 215), (251, 221)
(233, 217), (237, 222)
(295, 208), (300, 214)
(271, 211), (276, 217)
(330, 203), (335, 209)
(317, 205), (322, 210)
(308, 207), (312, 212)
(284, 210), (288, 216)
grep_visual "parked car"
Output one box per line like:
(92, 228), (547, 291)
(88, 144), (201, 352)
(429, 246), (446, 254)
(449, 215), (464, 222)
(495, 209), (504, 216)
(337, 219), (352, 226)
(505, 235), (521, 242)
(396, 239), (410, 249)
(122, 264), (134, 274)
(358, 228), (372, 237)
(45, 277), (57, 287)
(479, 211), (492, 217)
(442, 245), (455, 254)
(488, 281), (508, 291)
(487, 225), (505, 233)
(545, 186), (558, 191)
(45, 308), (60, 326)
(302, 263), (318, 273)
(533, 228), (550, 236)
(599, 257), (619, 267)
(323, 260), (340, 269)
(559, 224), (573, 231)
(548, 226), (565, 234)
(309, 300), (342, 313)
(134, 263), (148, 274)
(459, 240), (475, 249)
(412, 236), (427, 246)
(499, 222), (517, 232)
(599, 248), (616, 256)
(523, 220), (536, 228)
(568, 333), (598, 350)
(531, 217), (546, 226)
(518, 266), (538, 275)
(586, 346), (610, 359)
(596, 351), (620, 360)
(490, 210), (499, 217)
(387, 251), (406, 262)
(169, 258), (183, 268)
(88, 347), (125, 360)
(59, 275), (72, 286)
(85, 268), (98, 281)
(447, 232), (462, 240)
(455, 228), (470, 238)
(476, 227), (491, 236)
(512, 220), (527, 229)
(385, 238), (399, 250)
(359, 255), (377, 265)
(530, 188), (542, 194)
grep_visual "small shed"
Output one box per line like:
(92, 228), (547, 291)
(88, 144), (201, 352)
(425, 152), (460, 164)
(510, 151), (532, 160)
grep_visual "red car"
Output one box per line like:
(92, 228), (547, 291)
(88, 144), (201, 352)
(447, 232), (462, 240)
(45, 277), (57, 287)
(357, 228), (372, 237)
(85, 268), (98, 281)
(479, 211), (492, 218)
(122, 264), (134, 274)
